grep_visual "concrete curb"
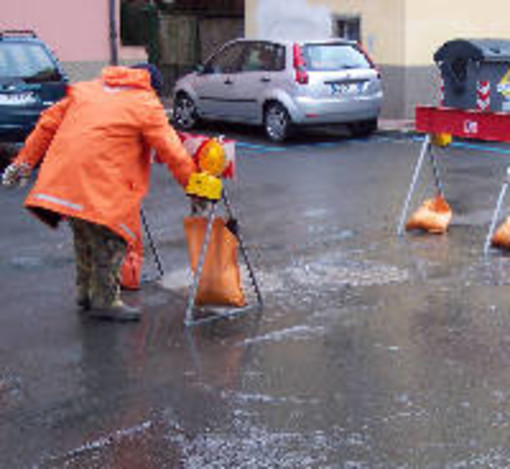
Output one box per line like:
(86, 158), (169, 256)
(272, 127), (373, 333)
(377, 119), (416, 135)
(164, 106), (419, 138)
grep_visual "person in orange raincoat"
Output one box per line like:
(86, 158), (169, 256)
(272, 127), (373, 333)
(2, 64), (197, 321)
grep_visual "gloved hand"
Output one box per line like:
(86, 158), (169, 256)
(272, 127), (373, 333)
(2, 163), (31, 188)
(189, 195), (210, 215)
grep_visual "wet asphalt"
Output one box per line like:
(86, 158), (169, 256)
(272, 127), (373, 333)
(3, 126), (510, 468)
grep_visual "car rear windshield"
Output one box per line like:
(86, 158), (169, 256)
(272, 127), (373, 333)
(303, 43), (372, 71)
(0, 42), (61, 82)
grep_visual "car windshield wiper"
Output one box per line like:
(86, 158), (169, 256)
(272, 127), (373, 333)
(23, 68), (61, 83)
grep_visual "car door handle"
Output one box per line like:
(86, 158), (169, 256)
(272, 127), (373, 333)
(261, 77), (271, 83)
(224, 79), (233, 85)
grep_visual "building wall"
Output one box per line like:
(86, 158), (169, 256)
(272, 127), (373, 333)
(310, 0), (407, 118)
(1, 0), (145, 82)
(405, 0), (510, 66)
(246, 0), (510, 119)
(246, 0), (331, 41)
(308, 0), (405, 64)
(246, 0), (405, 63)
(403, 0), (510, 117)
(245, 0), (408, 117)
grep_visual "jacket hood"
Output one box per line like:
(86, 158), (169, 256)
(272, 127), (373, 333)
(101, 66), (153, 92)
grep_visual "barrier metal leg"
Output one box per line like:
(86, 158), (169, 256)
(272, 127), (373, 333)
(141, 208), (164, 278)
(222, 189), (263, 308)
(397, 135), (431, 236)
(428, 147), (445, 196)
(484, 169), (510, 255)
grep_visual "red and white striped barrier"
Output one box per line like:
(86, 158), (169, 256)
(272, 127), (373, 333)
(416, 105), (510, 142)
(438, 76), (445, 106)
(476, 80), (491, 111)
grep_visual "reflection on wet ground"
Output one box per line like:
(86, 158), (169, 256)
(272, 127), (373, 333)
(3, 136), (510, 467)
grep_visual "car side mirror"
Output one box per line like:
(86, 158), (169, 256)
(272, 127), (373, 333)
(195, 64), (206, 74)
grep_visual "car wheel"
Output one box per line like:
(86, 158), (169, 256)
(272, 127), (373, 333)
(173, 93), (198, 130)
(264, 102), (292, 142)
(349, 119), (378, 137)
(0, 143), (20, 172)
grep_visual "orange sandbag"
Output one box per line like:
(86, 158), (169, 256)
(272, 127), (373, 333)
(184, 216), (245, 307)
(121, 239), (143, 290)
(491, 216), (510, 249)
(405, 195), (452, 234)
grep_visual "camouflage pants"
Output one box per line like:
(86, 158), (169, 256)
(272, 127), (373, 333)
(68, 217), (127, 308)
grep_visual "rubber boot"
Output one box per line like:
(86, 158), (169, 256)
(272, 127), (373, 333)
(77, 296), (91, 311)
(88, 300), (142, 322)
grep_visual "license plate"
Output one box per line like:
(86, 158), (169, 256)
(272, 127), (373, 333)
(330, 82), (362, 96)
(0, 92), (36, 106)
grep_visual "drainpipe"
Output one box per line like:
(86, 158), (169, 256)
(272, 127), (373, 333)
(108, 0), (119, 65)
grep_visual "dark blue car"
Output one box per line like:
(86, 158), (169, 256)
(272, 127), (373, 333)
(0, 30), (67, 143)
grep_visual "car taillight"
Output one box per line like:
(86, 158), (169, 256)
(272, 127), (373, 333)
(293, 43), (309, 85)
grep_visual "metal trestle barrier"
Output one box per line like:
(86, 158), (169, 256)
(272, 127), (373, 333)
(397, 135), (446, 236)
(184, 188), (263, 326)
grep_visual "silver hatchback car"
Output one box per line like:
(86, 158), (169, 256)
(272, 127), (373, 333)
(172, 38), (383, 142)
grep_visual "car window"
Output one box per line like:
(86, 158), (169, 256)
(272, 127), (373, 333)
(241, 42), (285, 72)
(205, 42), (245, 74)
(303, 43), (371, 71)
(0, 42), (61, 82)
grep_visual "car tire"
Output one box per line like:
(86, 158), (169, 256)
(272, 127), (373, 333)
(173, 93), (199, 130)
(0, 143), (19, 172)
(349, 119), (378, 137)
(264, 102), (292, 142)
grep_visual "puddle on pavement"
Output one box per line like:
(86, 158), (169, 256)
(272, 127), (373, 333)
(4, 254), (73, 271)
(159, 250), (408, 297)
(165, 420), (374, 469)
(8, 139), (510, 468)
(19, 221), (510, 468)
(286, 259), (409, 288)
(239, 324), (327, 345)
(0, 374), (23, 408)
(39, 417), (184, 469)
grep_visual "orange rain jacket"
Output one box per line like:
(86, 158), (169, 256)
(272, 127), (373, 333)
(12, 66), (196, 245)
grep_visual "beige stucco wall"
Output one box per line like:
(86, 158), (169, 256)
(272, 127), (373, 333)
(312, 0), (510, 67)
(224, 0), (510, 118)
(403, 1), (510, 116)
(248, 0), (510, 67)
(308, 0), (405, 65)
(246, 0), (331, 41)
(245, 0), (408, 117)
(246, 0), (405, 65)
(405, 0), (510, 66)
(245, 0), (257, 38)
